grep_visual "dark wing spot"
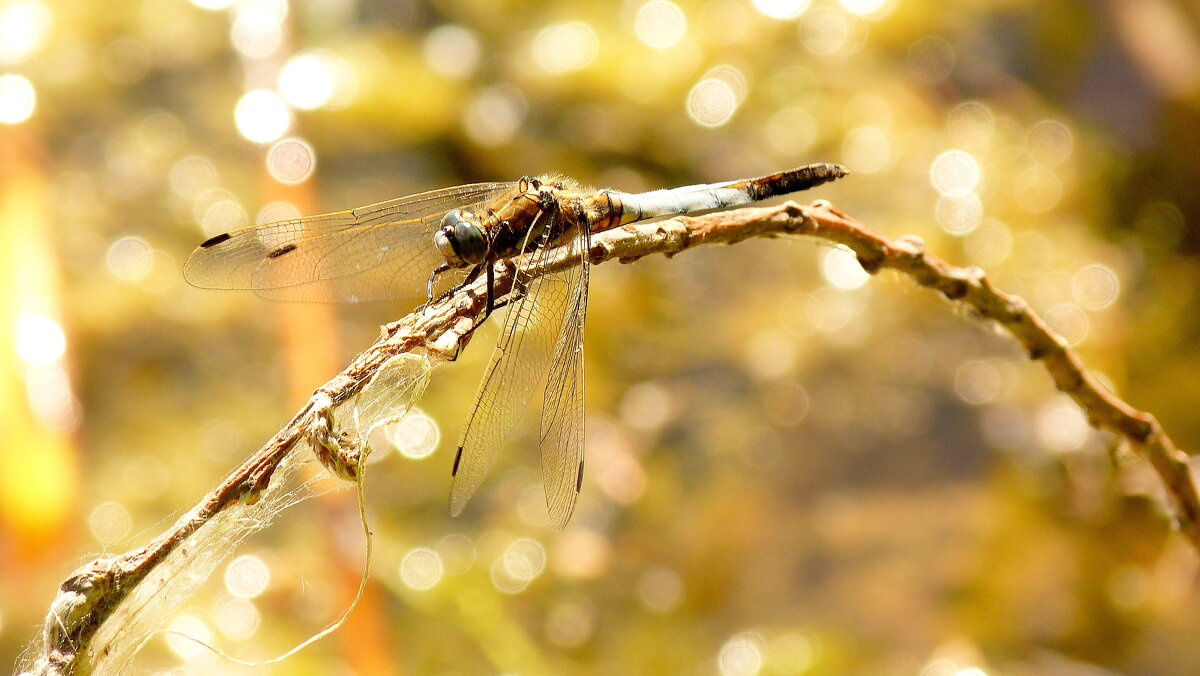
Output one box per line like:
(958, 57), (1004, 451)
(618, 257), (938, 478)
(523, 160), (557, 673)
(199, 232), (232, 248)
(267, 243), (299, 259)
(575, 460), (585, 492)
(452, 447), (464, 476)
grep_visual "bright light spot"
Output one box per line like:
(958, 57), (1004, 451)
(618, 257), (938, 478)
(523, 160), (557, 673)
(963, 219), (1012, 266)
(0, 1), (54, 64)
(1072, 264), (1120, 309)
(704, 64), (748, 102)
(634, 0), (686, 50)
(1037, 399), (1089, 452)
(936, 193), (983, 234)
(106, 236), (154, 281)
(597, 443), (647, 505)
(619, 381), (673, 431)
(235, 89), (291, 144)
(753, 0), (810, 20)
(256, 200), (301, 224)
(908, 35), (955, 83)
(1013, 167), (1062, 213)
(718, 632), (766, 676)
(265, 137), (316, 184)
(88, 501), (132, 543)
(551, 528), (612, 579)
(224, 554), (270, 598)
(462, 85), (526, 146)
(763, 105), (817, 157)
(492, 538), (546, 594)
(170, 155), (218, 200)
(189, 0), (235, 9)
(15, 313), (65, 365)
(1028, 119), (1073, 165)
(383, 408), (440, 459)
(821, 247), (869, 289)
(324, 56), (359, 109)
(840, 0), (891, 17)
(213, 596), (260, 640)
(930, 150), (981, 195)
(954, 669), (988, 676)
(947, 101), (994, 147)
(637, 566), (684, 613)
(801, 7), (854, 57)
(423, 24), (481, 79)
(230, 7), (282, 58)
(920, 658), (960, 676)
(686, 78), (737, 127)
(399, 547), (444, 590)
(23, 361), (77, 430)
(503, 538), (546, 581)
(0, 73), (35, 123)
(166, 613), (213, 659)
(955, 360), (1000, 404)
(1045, 303), (1089, 345)
(545, 602), (594, 648)
(807, 287), (853, 332)
(278, 52), (335, 110)
(200, 196), (247, 237)
(841, 125), (892, 173)
(532, 21), (598, 74)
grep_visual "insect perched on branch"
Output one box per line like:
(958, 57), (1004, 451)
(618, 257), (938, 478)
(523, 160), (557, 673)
(185, 163), (847, 529)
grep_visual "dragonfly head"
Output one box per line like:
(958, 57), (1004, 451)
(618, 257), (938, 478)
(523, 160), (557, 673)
(435, 209), (489, 267)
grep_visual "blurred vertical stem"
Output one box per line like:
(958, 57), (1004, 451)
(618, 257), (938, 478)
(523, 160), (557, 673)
(0, 123), (79, 562)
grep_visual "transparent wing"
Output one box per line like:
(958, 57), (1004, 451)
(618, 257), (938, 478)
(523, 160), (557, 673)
(183, 182), (513, 303)
(539, 226), (589, 530)
(449, 218), (584, 524)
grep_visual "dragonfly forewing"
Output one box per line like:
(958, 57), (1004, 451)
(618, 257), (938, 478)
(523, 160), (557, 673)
(183, 182), (512, 303)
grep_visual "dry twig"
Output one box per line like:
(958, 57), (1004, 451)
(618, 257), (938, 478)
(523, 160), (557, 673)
(24, 200), (1199, 675)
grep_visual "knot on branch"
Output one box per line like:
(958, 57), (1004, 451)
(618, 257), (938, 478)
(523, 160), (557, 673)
(38, 556), (122, 669)
(305, 394), (364, 482)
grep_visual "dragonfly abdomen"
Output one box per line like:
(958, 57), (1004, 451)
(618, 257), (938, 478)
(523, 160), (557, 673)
(611, 162), (847, 226)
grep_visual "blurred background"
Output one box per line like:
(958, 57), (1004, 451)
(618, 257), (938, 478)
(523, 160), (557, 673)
(3, 0), (1200, 673)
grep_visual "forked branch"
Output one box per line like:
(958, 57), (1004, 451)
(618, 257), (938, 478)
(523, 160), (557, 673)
(25, 200), (1199, 675)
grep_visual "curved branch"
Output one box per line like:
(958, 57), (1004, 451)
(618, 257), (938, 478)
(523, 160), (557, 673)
(25, 200), (1199, 675)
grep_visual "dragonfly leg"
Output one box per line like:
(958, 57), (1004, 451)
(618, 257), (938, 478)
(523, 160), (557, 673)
(462, 262), (484, 286)
(424, 263), (453, 307)
(485, 262), (495, 319)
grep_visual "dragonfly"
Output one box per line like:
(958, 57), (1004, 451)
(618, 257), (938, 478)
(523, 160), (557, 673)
(184, 163), (847, 529)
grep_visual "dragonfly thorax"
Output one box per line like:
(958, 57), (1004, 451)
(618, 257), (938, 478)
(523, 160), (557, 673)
(435, 208), (489, 267)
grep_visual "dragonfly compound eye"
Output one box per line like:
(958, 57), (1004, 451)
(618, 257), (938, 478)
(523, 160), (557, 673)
(436, 209), (488, 267)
